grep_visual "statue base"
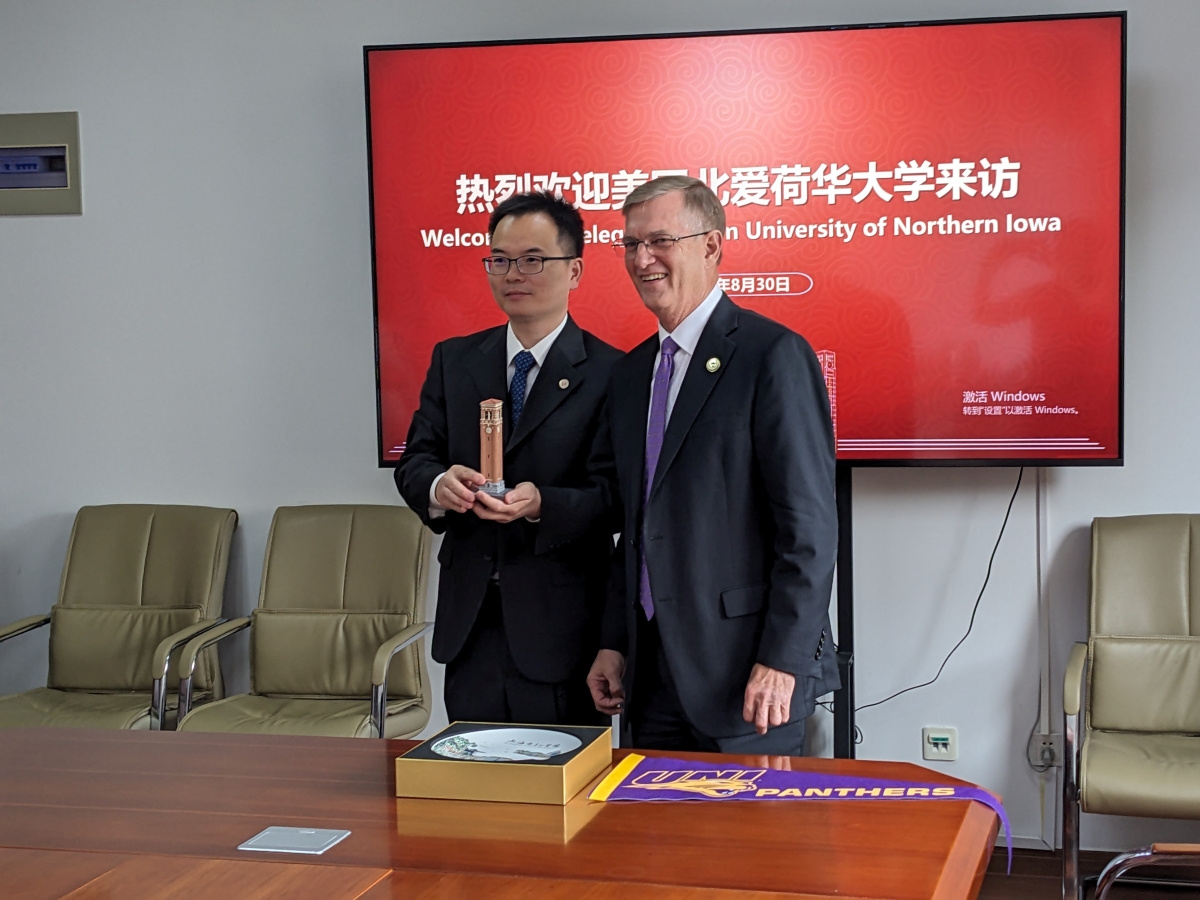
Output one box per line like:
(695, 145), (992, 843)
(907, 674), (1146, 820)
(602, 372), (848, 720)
(477, 480), (510, 498)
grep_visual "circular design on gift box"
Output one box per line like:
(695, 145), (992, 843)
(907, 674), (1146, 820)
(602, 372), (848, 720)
(430, 728), (583, 763)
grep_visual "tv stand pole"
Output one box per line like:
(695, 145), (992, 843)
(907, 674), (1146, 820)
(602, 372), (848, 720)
(833, 460), (856, 758)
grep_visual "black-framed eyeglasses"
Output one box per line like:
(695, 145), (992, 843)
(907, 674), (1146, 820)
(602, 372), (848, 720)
(482, 255), (575, 275)
(611, 231), (712, 257)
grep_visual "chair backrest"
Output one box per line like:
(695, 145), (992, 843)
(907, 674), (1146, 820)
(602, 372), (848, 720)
(1089, 515), (1200, 734)
(250, 505), (431, 702)
(48, 504), (237, 695)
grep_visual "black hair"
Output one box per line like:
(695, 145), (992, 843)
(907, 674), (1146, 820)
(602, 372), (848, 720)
(488, 191), (585, 258)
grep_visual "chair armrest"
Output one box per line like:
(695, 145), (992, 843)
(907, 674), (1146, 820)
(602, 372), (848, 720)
(372, 622), (433, 687)
(153, 620), (228, 685)
(149, 619), (227, 731)
(176, 617), (252, 682)
(1064, 641), (1088, 717)
(370, 622), (433, 739)
(0, 614), (51, 644)
(176, 617), (252, 724)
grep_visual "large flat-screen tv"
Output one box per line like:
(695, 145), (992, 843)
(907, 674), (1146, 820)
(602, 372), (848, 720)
(365, 13), (1124, 465)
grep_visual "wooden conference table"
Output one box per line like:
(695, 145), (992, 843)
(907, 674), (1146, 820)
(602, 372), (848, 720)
(0, 727), (997, 899)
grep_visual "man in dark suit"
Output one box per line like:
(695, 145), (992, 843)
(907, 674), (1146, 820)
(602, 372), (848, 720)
(586, 176), (839, 753)
(396, 192), (621, 726)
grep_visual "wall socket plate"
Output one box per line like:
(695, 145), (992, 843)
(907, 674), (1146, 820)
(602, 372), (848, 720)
(1027, 732), (1063, 768)
(922, 726), (958, 761)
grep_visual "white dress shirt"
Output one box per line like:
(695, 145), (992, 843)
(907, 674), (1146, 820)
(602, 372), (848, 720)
(429, 314), (569, 514)
(650, 282), (724, 429)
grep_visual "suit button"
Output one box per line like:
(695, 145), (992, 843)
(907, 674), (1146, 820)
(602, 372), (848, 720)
(815, 650), (823, 660)
(483, 552), (493, 561)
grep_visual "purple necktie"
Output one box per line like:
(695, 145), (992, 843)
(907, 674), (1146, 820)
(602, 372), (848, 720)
(639, 337), (679, 621)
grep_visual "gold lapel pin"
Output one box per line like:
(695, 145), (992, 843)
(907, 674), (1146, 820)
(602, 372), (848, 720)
(705, 357), (721, 373)
(558, 378), (570, 389)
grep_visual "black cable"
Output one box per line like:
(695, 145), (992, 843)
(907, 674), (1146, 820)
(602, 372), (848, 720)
(1026, 700), (1052, 773)
(815, 700), (861, 744)
(855, 467), (1025, 715)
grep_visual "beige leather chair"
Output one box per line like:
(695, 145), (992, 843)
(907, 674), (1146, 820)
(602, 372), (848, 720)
(0, 505), (237, 730)
(1063, 515), (1200, 898)
(176, 505), (432, 739)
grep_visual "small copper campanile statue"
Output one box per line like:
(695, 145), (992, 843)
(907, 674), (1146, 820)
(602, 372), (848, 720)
(478, 399), (508, 497)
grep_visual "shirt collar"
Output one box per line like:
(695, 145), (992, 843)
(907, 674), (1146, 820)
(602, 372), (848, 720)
(507, 313), (569, 368)
(658, 282), (723, 356)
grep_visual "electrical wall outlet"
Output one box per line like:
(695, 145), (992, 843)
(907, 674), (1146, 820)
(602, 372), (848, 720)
(922, 726), (957, 761)
(1027, 732), (1063, 768)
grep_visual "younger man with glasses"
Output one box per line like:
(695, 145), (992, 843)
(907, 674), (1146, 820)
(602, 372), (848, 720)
(396, 192), (622, 727)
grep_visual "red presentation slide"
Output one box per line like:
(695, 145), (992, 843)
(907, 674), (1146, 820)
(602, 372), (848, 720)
(366, 14), (1124, 464)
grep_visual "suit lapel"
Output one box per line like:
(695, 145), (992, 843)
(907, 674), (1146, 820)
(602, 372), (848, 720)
(614, 336), (658, 516)
(650, 295), (739, 499)
(506, 317), (587, 454)
(466, 326), (509, 438)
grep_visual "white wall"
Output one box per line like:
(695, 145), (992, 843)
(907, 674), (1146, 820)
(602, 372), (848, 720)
(2, 0), (1199, 852)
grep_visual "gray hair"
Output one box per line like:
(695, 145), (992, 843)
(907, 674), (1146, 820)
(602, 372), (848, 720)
(622, 175), (726, 235)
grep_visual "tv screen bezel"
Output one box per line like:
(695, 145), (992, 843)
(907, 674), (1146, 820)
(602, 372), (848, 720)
(363, 11), (1126, 468)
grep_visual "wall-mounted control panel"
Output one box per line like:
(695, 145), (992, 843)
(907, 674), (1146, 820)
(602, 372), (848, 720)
(0, 113), (81, 215)
(0, 146), (68, 189)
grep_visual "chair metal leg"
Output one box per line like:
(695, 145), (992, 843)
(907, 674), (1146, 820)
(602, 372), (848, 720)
(1096, 844), (1200, 900)
(178, 675), (195, 723)
(1062, 709), (1082, 899)
(370, 683), (386, 739)
(1062, 775), (1081, 900)
(151, 677), (167, 731)
(1062, 642), (1087, 900)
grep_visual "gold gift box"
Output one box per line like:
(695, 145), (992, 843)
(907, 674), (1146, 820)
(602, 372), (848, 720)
(394, 722), (612, 806)
(395, 791), (606, 843)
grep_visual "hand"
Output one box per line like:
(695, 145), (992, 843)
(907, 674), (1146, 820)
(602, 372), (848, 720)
(748, 755), (794, 771)
(472, 482), (542, 522)
(587, 649), (626, 715)
(434, 465), (485, 514)
(742, 663), (796, 735)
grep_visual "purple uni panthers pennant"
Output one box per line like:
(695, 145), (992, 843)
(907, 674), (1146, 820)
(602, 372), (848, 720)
(591, 754), (1012, 873)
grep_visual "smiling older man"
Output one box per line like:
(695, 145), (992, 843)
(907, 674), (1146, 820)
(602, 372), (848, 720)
(397, 192), (622, 727)
(586, 176), (839, 754)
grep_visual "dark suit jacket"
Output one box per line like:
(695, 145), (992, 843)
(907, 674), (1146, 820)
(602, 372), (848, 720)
(396, 317), (622, 684)
(601, 295), (840, 738)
